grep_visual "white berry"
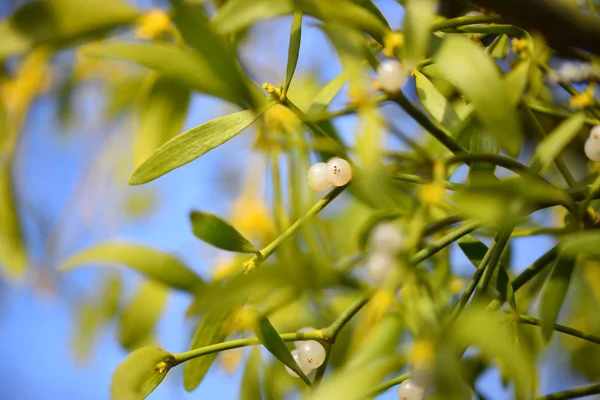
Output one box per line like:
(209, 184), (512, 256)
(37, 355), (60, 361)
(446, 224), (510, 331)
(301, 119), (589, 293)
(296, 340), (326, 370)
(326, 157), (352, 186)
(307, 162), (332, 191)
(377, 59), (407, 93)
(294, 326), (316, 347)
(397, 378), (425, 400)
(366, 252), (394, 285)
(370, 222), (405, 254)
(285, 349), (313, 378)
(585, 138), (600, 162)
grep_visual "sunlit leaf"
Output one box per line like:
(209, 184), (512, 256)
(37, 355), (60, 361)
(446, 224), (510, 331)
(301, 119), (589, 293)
(183, 310), (228, 391)
(0, 0), (139, 59)
(284, 11), (303, 92)
(404, 0), (437, 68)
(61, 242), (203, 292)
(83, 41), (251, 107)
(489, 34), (509, 59)
(307, 70), (350, 115)
(111, 347), (175, 400)
(190, 211), (258, 253)
(351, 0), (389, 28)
(539, 257), (575, 341)
(530, 112), (585, 172)
(253, 316), (311, 384)
(415, 70), (461, 132)
(466, 119), (498, 183)
(211, 0), (294, 34)
(504, 61), (530, 106)
(0, 162), (27, 281)
(435, 35), (522, 156)
(118, 281), (168, 350)
(560, 231), (600, 257)
(134, 76), (190, 168)
(128, 110), (261, 185)
(240, 348), (262, 400)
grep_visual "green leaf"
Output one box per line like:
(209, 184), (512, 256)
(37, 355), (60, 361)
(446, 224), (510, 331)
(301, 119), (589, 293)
(457, 235), (516, 310)
(415, 70), (461, 132)
(211, 0), (294, 34)
(190, 211), (258, 253)
(307, 70), (350, 115)
(489, 34), (510, 59)
(111, 347), (175, 400)
(530, 112), (585, 172)
(83, 42), (250, 107)
(504, 61), (530, 106)
(0, 0), (139, 59)
(351, 0), (389, 28)
(134, 76), (191, 168)
(61, 242), (203, 292)
(0, 162), (27, 281)
(118, 281), (168, 350)
(253, 316), (311, 385)
(128, 110), (260, 185)
(345, 314), (403, 369)
(539, 257), (575, 341)
(560, 231), (600, 257)
(240, 348), (262, 400)
(466, 120), (498, 183)
(404, 0), (437, 68)
(284, 11), (303, 92)
(435, 35), (522, 156)
(451, 306), (534, 398)
(183, 310), (228, 391)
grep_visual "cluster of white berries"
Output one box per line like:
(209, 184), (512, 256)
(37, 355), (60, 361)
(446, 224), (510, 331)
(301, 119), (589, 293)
(397, 378), (425, 400)
(285, 327), (327, 378)
(376, 59), (407, 93)
(548, 62), (600, 84)
(366, 222), (405, 285)
(585, 125), (600, 162)
(307, 157), (352, 191)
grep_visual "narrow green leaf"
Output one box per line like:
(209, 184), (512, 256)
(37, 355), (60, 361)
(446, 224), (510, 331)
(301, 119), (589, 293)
(457, 235), (516, 310)
(404, 0), (437, 68)
(0, 162), (27, 281)
(253, 316), (311, 385)
(351, 0), (389, 28)
(0, 0), (139, 59)
(128, 110), (260, 185)
(435, 35), (522, 156)
(504, 61), (530, 106)
(211, 0), (294, 34)
(284, 11), (303, 92)
(190, 211), (258, 253)
(118, 281), (168, 350)
(414, 70), (461, 132)
(83, 42), (249, 106)
(452, 306), (534, 398)
(489, 34), (510, 59)
(531, 113), (585, 172)
(241, 348), (262, 400)
(539, 257), (575, 341)
(307, 70), (350, 115)
(561, 231), (600, 258)
(134, 76), (190, 168)
(111, 347), (175, 400)
(61, 242), (203, 292)
(466, 120), (498, 183)
(183, 310), (228, 391)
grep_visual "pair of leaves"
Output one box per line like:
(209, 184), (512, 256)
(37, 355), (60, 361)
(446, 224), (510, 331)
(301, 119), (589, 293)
(61, 242), (203, 292)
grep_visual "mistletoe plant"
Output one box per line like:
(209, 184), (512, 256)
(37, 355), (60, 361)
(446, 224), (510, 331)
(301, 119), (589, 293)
(5, 0), (600, 399)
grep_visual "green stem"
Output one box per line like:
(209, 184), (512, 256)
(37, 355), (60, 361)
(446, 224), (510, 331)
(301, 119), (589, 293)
(423, 215), (464, 236)
(536, 383), (600, 400)
(430, 15), (502, 31)
(516, 314), (600, 345)
(388, 91), (468, 156)
(322, 293), (371, 340)
(367, 373), (410, 397)
(477, 228), (513, 292)
(527, 102), (600, 126)
(395, 173), (462, 190)
(410, 220), (480, 265)
(511, 246), (558, 291)
(270, 151), (290, 231)
(245, 186), (346, 272)
(445, 153), (531, 175)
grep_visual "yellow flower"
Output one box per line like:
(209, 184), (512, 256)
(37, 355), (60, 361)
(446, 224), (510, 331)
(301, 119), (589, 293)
(230, 195), (275, 245)
(383, 32), (404, 57)
(418, 182), (446, 206)
(449, 277), (465, 295)
(136, 9), (171, 40)
(511, 37), (528, 56)
(410, 339), (435, 366)
(570, 90), (594, 109)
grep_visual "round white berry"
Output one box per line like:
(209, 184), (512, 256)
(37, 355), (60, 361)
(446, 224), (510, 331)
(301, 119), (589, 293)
(294, 326), (316, 347)
(285, 349), (313, 378)
(370, 222), (405, 254)
(585, 138), (600, 162)
(377, 59), (407, 93)
(366, 252), (394, 285)
(296, 340), (326, 370)
(397, 378), (425, 400)
(590, 125), (600, 143)
(307, 162), (332, 191)
(326, 157), (352, 186)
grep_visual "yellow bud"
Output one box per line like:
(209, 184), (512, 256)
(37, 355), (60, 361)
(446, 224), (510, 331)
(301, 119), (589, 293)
(136, 9), (171, 40)
(418, 183), (446, 206)
(569, 91), (594, 109)
(511, 37), (528, 55)
(410, 339), (435, 366)
(449, 277), (465, 295)
(383, 32), (404, 57)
